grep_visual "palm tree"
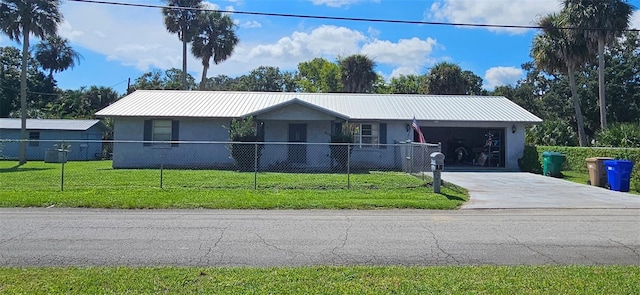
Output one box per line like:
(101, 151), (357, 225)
(34, 35), (82, 80)
(0, 0), (62, 164)
(191, 11), (238, 90)
(338, 54), (377, 93)
(563, 0), (634, 130)
(531, 13), (590, 146)
(162, 0), (202, 90)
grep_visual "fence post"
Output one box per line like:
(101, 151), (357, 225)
(410, 143), (414, 174)
(421, 144), (425, 180)
(60, 140), (66, 192)
(254, 142), (258, 190)
(160, 149), (164, 189)
(347, 143), (351, 189)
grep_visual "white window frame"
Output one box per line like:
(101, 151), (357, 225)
(351, 122), (379, 148)
(152, 120), (172, 146)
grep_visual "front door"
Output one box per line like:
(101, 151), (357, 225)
(288, 124), (307, 163)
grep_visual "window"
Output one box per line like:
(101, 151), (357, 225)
(153, 120), (172, 142)
(350, 123), (386, 148)
(144, 120), (179, 147)
(29, 132), (40, 147)
(359, 123), (378, 146)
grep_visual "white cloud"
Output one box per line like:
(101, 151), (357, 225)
(310, 0), (378, 8)
(246, 25), (367, 61)
(58, 20), (84, 41)
(428, 0), (561, 34)
(631, 10), (640, 30)
(239, 20), (262, 28)
(367, 27), (381, 39)
(484, 66), (523, 89)
(57, 1), (440, 84)
(361, 37), (438, 76)
(60, 1), (181, 71)
(389, 67), (419, 79)
(362, 37), (437, 66)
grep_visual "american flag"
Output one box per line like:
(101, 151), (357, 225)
(412, 117), (426, 143)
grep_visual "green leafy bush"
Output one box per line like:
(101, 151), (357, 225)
(518, 145), (542, 174)
(595, 122), (640, 148)
(229, 116), (263, 171)
(330, 125), (354, 171)
(526, 119), (579, 146)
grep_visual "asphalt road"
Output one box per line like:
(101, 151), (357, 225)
(1, 208), (639, 267)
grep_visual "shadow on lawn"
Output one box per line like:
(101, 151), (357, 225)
(439, 193), (466, 201)
(0, 164), (53, 173)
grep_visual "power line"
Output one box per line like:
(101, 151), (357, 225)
(67, 0), (639, 32)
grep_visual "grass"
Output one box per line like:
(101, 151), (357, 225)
(561, 170), (591, 185)
(561, 170), (640, 195)
(0, 161), (467, 209)
(0, 266), (638, 294)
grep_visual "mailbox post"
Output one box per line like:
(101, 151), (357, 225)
(430, 152), (445, 193)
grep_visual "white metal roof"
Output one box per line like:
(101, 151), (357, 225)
(95, 90), (543, 123)
(0, 118), (105, 131)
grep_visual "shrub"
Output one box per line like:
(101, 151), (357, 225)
(526, 119), (579, 146)
(330, 125), (354, 171)
(595, 122), (640, 148)
(229, 116), (263, 171)
(518, 145), (542, 174)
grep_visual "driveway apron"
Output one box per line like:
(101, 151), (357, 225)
(441, 172), (640, 209)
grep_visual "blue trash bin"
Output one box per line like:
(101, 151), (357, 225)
(604, 160), (634, 192)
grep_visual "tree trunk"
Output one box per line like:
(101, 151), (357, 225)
(199, 58), (209, 90)
(568, 65), (587, 147)
(19, 29), (29, 165)
(598, 37), (607, 130)
(182, 36), (187, 90)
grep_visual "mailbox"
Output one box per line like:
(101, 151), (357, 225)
(430, 152), (445, 171)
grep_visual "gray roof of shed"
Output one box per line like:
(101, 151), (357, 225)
(0, 118), (107, 131)
(95, 90), (542, 123)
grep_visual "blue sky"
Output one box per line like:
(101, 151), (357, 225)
(2, 0), (639, 95)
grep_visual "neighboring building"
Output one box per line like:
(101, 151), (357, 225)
(0, 118), (109, 161)
(95, 90), (542, 170)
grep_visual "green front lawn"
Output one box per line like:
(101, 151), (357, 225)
(0, 161), (467, 209)
(1, 266), (638, 294)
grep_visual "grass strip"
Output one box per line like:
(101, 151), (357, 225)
(0, 266), (638, 294)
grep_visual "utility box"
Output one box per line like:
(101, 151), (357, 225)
(430, 152), (445, 171)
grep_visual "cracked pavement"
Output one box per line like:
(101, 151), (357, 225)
(1, 208), (639, 267)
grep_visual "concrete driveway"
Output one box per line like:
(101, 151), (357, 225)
(441, 172), (640, 209)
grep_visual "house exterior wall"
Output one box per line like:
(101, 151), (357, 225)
(109, 115), (525, 171)
(0, 127), (103, 161)
(259, 120), (333, 170)
(111, 116), (412, 171)
(112, 117), (233, 168)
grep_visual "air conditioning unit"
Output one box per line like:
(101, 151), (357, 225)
(44, 150), (67, 163)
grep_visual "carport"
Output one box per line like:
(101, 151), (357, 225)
(423, 127), (505, 168)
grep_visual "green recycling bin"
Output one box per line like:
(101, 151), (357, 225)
(542, 151), (565, 177)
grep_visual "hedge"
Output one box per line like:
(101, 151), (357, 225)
(519, 145), (640, 193)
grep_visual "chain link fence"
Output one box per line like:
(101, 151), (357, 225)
(0, 139), (440, 191)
